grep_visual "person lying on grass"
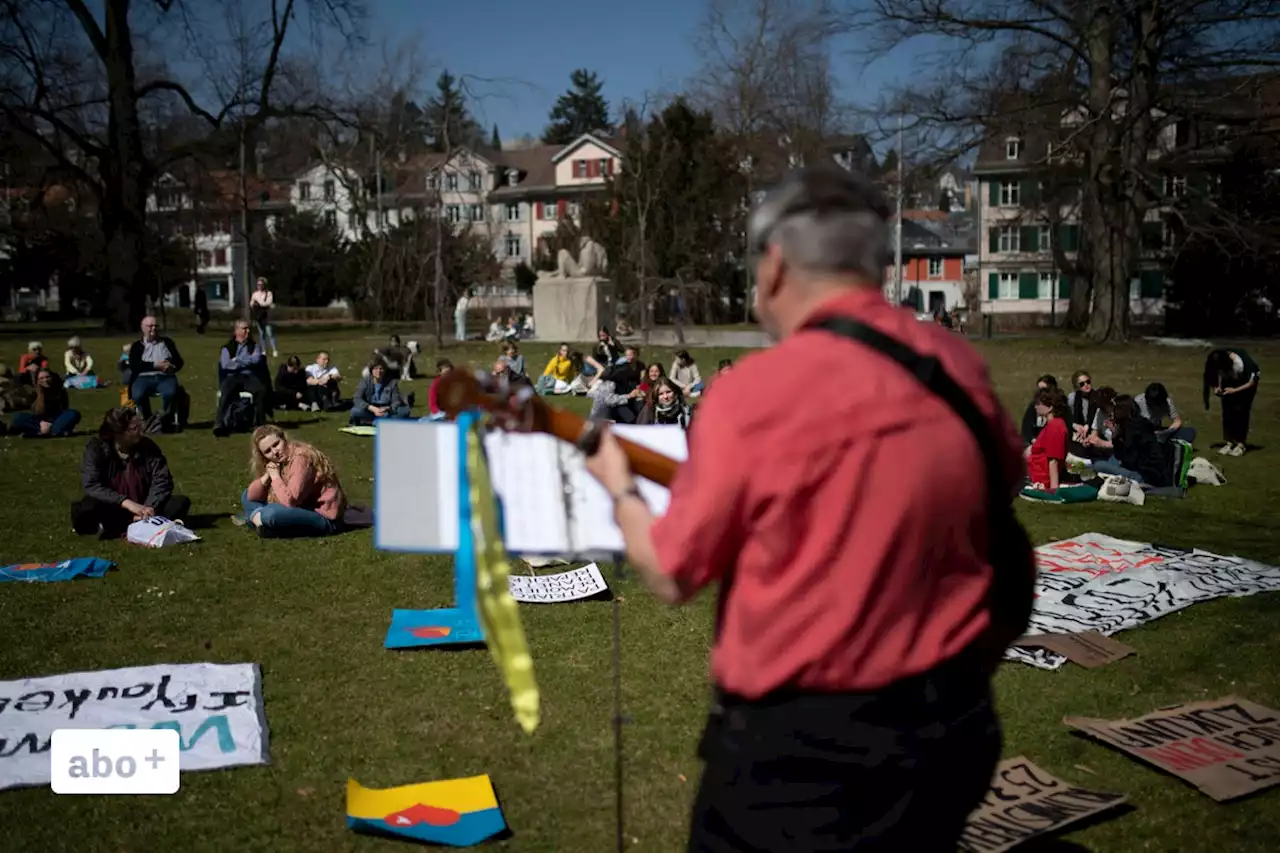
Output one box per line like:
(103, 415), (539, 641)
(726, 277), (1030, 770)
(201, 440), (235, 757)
(73, 407), (191, 539)
(239, 425), (346, 538)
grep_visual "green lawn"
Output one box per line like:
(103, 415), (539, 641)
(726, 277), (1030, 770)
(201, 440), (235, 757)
(0, 330), (1277, 853)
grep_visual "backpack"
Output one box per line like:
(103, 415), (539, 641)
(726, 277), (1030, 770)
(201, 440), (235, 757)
(226, 397), (256, 433)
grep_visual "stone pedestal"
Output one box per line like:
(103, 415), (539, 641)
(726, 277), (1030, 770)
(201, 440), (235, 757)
(532, 277), (616, 343)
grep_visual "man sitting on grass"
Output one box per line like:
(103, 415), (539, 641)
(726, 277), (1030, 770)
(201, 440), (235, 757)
(350, 359), (411, 425)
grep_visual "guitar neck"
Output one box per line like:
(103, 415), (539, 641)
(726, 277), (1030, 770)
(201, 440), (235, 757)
(541, 407), (681, 487)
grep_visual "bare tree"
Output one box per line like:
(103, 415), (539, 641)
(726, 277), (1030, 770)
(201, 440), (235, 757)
(846, 0), (1280, 342)
(0, 0), (365, 328)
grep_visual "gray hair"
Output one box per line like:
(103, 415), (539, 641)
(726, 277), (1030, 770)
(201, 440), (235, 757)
(67, 335), (82, 349)
(749, 167), (891, 286)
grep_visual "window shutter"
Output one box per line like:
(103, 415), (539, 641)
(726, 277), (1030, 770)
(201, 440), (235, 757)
(1019, 272), (1039, 299)
(1060, 224), (1080, 252)
(988, 180), (998, 206)
(1057, 274), (1070, 298)
(1189, 172), (1210, 196)
(989, 228), (1000, 254)
(988, 272), (999, 299)
(1020, 179), (1037, 205)
(1020, 226), (1039, 253)
(1140, 269), (1165, 298)
(535, 201), (543, 219)
(557, 199), (567, 216)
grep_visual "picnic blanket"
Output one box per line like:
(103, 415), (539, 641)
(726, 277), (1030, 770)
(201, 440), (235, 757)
(0, 557), (115, 582)
(1010, 533), (1280, 670)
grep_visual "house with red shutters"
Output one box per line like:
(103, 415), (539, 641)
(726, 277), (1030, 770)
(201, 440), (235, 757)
(485, 132), (622, 268)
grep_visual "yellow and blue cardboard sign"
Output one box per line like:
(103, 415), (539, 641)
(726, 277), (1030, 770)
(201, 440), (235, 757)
(346, 774), (506, 846)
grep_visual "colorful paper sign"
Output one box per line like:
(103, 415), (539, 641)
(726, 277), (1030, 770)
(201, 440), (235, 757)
(0, 557), (115, 583)
(347, 774), (506, 846)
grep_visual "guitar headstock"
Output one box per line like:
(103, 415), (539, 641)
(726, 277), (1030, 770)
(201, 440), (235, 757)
(435, 367), (553, 434)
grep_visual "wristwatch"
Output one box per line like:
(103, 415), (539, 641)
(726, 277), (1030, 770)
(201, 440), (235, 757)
(612, 483), (642, 502)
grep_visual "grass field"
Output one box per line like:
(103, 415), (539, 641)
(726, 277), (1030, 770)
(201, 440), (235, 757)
(1, 329), (1277, 853)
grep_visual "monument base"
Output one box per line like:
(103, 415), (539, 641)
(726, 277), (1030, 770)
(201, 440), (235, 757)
(532, 277), (616, 343)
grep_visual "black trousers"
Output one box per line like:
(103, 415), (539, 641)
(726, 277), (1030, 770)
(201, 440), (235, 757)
(687, 656), (1000, 852)
(71, 494), (192, 538)
(1222, 384), (1257, 445)
(305, 380), (341, 409)
(216, 374), (268, 428)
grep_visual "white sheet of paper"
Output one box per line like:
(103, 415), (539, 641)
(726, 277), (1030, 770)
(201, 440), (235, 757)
(374, 420), (459, 552)
(508, 563), (609, 603)
(375, 421), (688, 558)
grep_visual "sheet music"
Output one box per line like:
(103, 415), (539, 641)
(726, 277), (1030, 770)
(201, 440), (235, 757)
(374, 420), (689, 559)
(374, 420), (459, 552)
(482, 431), (571, 554)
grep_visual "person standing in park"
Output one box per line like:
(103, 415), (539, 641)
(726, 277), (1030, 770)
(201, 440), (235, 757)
(250, 277), (278, 357)
(585, 166), (1032, 852)
(1204, 347), (1260, 456)
(454, 289), (471, 341)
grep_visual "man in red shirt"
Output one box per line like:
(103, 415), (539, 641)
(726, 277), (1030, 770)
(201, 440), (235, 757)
(585, 167), (1029, 851)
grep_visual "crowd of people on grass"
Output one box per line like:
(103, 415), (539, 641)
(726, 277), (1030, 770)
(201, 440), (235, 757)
(1020, 347), (1260, 498)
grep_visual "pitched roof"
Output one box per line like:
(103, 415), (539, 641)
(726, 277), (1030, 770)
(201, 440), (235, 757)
(486, 145), (566, 198)
(550, 133), (622, 163)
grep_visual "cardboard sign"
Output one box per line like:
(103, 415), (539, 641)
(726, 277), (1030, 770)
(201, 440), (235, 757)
(959, 757), (1127, 852)
(508, 564), (608, 603)
(1016, 631), (1135, 668)
(1065, 696), (1280, 801)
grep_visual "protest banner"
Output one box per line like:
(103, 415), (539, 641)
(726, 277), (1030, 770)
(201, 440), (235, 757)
(959, 757), (1127, 852)
(508, 564), (608, 603)
(0, 662), (268, 790)
(1065, 696), (1280, 801)
(1009, 534), (1280, 670)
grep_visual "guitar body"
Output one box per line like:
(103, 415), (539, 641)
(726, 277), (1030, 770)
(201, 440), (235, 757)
(435, 368), (681, 486)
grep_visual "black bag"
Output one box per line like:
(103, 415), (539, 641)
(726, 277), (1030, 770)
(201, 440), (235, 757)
(801, 316), (1036, 656)
(226, 397), (256, 434)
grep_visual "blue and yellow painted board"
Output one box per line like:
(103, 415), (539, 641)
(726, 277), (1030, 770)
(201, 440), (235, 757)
(347, 775), (506, 846)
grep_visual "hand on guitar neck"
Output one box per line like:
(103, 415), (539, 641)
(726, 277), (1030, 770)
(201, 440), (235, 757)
(434, 366), (681, 486)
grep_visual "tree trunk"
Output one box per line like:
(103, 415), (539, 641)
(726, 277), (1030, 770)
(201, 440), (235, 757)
(102, 0), (150, 331)
(1083, 198), (1133, 342)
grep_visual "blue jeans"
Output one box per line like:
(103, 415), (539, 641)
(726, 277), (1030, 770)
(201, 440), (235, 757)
(240, 489), (336, 538)
(1159, 425), (1197, 445)
(348, 404), (411, 426)
(11, 409), (81, 437)
(130, 373), (179, 419)
(1092, 457), (1145, 484)
(256, 320), (277, 352)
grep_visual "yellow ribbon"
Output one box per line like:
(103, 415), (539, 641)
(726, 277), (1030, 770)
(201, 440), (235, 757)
(466, 421), (540, 734)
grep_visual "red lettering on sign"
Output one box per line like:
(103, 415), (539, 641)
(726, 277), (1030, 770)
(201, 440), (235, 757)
(409, 626), (452, 639)
(384, 803), (462, 827)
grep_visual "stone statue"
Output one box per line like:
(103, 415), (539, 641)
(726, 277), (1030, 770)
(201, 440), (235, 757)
(537, 236), (609, 280)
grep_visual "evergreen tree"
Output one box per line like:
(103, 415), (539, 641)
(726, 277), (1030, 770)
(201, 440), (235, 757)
(424, 71), (482, 152)
(542, 69), (611, 144)
(490, 124), (501, 150)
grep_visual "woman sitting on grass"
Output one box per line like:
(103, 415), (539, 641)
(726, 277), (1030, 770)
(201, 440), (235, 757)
(1091, 395), (1180, 487)
(669, 350), (704, 398)
(1026, 389), (1072, 491)
(239, 425), (346, 537)
(536, 343), (576, 395)
(1020, 375), (1058, 446)
(274, 355), (309, 410)
(637, 377), (693, 429)
(500, 341), (527, 379)
(637, 361), (665, 397)
(1079, 387), (1119, 459)
(10, 367), (81, 437)
(73, 407), (191, 538)
(350, 360), (411, 425)
(63, 336), (106, 389)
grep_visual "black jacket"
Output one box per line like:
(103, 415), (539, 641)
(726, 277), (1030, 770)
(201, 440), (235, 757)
(1020, 399), (1043, 445)
(81, 437), (175, 508)
(1114, 417), (1176, 488)
(128, 337), (185, 377)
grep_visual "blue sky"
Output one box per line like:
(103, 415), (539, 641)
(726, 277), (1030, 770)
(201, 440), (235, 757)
(369, 0), (919, 142)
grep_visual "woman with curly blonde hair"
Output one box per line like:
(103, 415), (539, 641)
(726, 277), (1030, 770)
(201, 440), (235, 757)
(238, 424), (346, 537)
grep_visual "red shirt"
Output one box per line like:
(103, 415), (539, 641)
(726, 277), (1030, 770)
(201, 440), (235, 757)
(428, 376), (442, 414)
(1027, 417), (1067, 489)
(649, 288), (1025, 698)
